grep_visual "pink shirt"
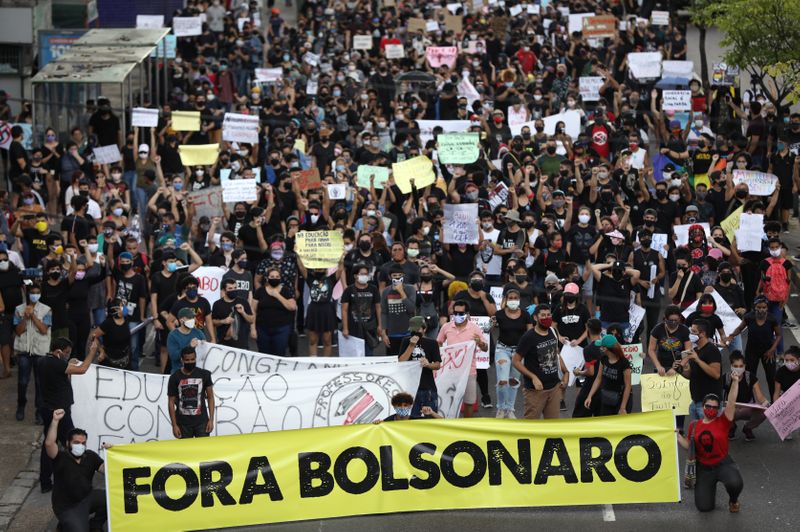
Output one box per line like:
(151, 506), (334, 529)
(438, 320), (482, 376)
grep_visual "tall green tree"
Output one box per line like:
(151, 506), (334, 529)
(698, 0), (800, 108)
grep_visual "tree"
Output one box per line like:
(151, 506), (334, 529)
(689, 0), (719, 91)
(698, 0), (800, 110)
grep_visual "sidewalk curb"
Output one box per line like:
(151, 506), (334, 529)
(0, 439), (42, 531)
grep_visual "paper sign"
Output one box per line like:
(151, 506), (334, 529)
(303, 52), (320, 66)
(470, 316), (492, 369)
(560, 345), (584, 387)
(568, 13), (594, 34)
(222, 113), (259, 144)
(437, 132), (480, 164)
(392, 155), (436, 194)
(651, 10), (670, 26)
(326, 183), (347, 200)
(621, 343), (645, 386)
(417, 119), (470, 147)
(222, 178), (257, 203)
(353, 35), (372, 50)
(627, 52), (662, 79)
(443, 203), (479, 245)
(255, 68), (282, 82)
(293, 139), (306, 153)
(356, 165), (390, 189)
(193, 266), (225, 306)
(337, 332), (365, 357)
(426, 46), (458, 68)
(487, 182), (509, 210)
(640, 374), (692, 415)
(652, 233), (669, 259)
(579, 76), (603, 102)
(136, 14), (164, 29)
(711, 62), (739, 87)
(296, 231), (344, 269)
(662, 90), (692, 112)
(186, 186), (222, 220)
(732, 169), (777, 196)
(490, 286), (504, 311)
(93, 144), (122, 165)
(582, 15), (616, 38)
(765, 380), (800, 441)
(385, 44), (405, 59)
(131, 107), (159, 128)
(625, 303), (646, 343)
(426, 20), (439, 32)
(662, 60), (694, 79)
(171, 111), (201, 131)
(173, 16), (203, 37)
(735, 213), (764, 252)
(682, 289), (741, 337)
(296, 168), (321, 191)
(178, 144), (220, 166)
(673, 222), (710, 247)
(721, 206), (743, 241)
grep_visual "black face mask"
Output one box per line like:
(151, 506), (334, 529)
(719, 272), (733, 283)
(470, 279), (484, 291)
(358, 240), (371, 252)
(420, 275), (433, 282)
(515, 274), (528, 284)
(267, 278), (281, 287)
(735, 189), (748, 199)
(120, 263), (132, 272)
(640, 239), (652, 248)
(48, 271), (61, 280)
(237, 260), (248, 269)
(546, 146), (556, 155)
(656, 189), (667, 200)
(183, 362), (196, 371)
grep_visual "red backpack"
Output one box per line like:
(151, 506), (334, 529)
(763, 257), (790, 303)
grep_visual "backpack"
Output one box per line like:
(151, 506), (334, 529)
(763, 257), (790, 302)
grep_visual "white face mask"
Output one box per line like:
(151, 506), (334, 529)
(0, 260), (8, 271)
(357, 274), (370, 284)
(769, 248), (781, 257)
(669, 194), (681, 202)
(70, 443), (86, 458)
(578, 214), (591, 224)
(453, 314), (467, 324)
(310, 214), (320, 223)
(689, 333), (699, 344)
(506, 300), (520, 310)
(422, 226), (430, 235)
(407, 249), (419, 258)
(184, 319), (196, 329)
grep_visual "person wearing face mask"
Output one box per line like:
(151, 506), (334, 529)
(685, 294), (728, 346)
(492, 288), (531, 418)
(399, 316), (442, 417)
(343, 233), (383, 286)
(757, 237), (792, 355)
(380, 392), (443, 421)
(110, 252), (149, 369)
(253, 267), (297, 356)
(629, 229), (666, 346)
(66, 252), (104, 361)
(167, 308), (206, 375)
(44, 408), (108, 530)
(584, 334), (633, 416)
(723, 351), (770, 441)
(674, 320), (723, 430)
(553, 283), (589, 347)
(255, 239), (304, 293)
(773, 346), (800, 435)
(0, 248), (22, 378)
(167, 346), (215, 439)
(381, 265), (417, 356)
(94, 298), (132, 369)
(41, 258), (74, 344)
(591, 257), (641, 331)
(212, 278), (255, 349)
(341, 264), (382, 355)
(669, 250), (704, 310)
(221, 249), (253, 301)
(727, 296), (781, 399)
(675, 378), (744, 513)
(14, 284), (52, 422)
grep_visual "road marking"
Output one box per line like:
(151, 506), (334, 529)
(785, 306), (800, 345)
(602, 504), (616, 521)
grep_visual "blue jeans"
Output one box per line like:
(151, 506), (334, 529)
(91, 307), (106, 328)
(129, 322), (143, 371)
(727, 334), (742, 354)
(495, 342), (521, 411)
(412, 388), (438, 417)
(257, 324), (291, 356)
(767, 301), (784, 355)
(17, 353), (42, 409)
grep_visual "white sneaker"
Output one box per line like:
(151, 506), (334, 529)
(496, 409), (506, 419)
(507, 410), (516, 419)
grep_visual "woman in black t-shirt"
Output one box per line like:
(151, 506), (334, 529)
(553, 283), (590, 345)
(685, 293), (727, 344)
(494, 289), (532, 418)
(648, 305), (692, 376)
(254, 267), (297, 356)
(728, 297), (781, 397)
(95, 299), (132, 369)
(585, 334), (632, 416)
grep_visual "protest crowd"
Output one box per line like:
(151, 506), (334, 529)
(4, 0), (800, 529)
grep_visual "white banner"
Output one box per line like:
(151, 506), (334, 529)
(93, 144), (122, 164)
(434, 341), (475, 419)
(470, 316), (492, 369)
(627, 52), (662, 79)
(222, 178), (258, 203)
(732, 170), (777, 196)
(662, 90), (692, 112)
(193, 266), (225, 306)
(173, 16), (203, 37)
(72, 361), (421, 449)
(443, 203), (479, 244)
(255, 68), (282, 83)
(682, 289), (741, 337)
(222, 113), (259, 144)
(136, 14), (164, 29)
(579, 76), (603, 102)
(662, 60), (694, 79)
(131, 107), (159, 128)
(511, 110), (581, 139)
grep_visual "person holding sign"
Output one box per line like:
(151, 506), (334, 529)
(676, 372), (744, 513)
(583, 334), (632, 416)
(305, 260), (344, 357)
(724, 351), (770, 442)
(773, 347), (800, 436)
(673, 319), (723, 430)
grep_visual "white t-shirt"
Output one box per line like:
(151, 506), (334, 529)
(477, 227), (502, 276)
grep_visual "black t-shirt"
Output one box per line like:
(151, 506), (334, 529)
(89, 112), (121, 147)
(690, 341), (722, 401)
(167, 367), (214, 425)
(211, 296), (251, 348)
(600, 355), (631, 393)
(41, 279), (70, 329)
(170, 297), (212, 335)
(0, 269), (23, 316)
(8, 140), (27, 179)
(723, 371), (757, 403)
(253, 286), (295, 328)
(453, 289), (495, 317)
(342, 283), (380, 325)
(582, 343), (603, 387)
(650, 322), (691, 369)
(775, 366), (800, 395)
(52, 450), (103, 516)
(596, 274), (633, 323)
(38, 355), (72, 410)
(684, 311), (724, 340)
(399, 336), (441, 390)
(60, 214), (94, 243)
(495, 309), (530, 346)
(741, 311), (779, 354)
(516, 328), (561, 390)
(98, 317), (131, 361)
(151, 271), (180, 311)
(22, 228), (51, 271)
(566, 224), (597, 263)
(113, 272), (148, 321)
(553, 303), (590, 342)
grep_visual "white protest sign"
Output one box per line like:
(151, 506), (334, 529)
(568, 13), (594, 34)
(682, 289), (741, 337)
(222, 178), (258, 203)
(735, 213), (764, 252)
(136, 15), (164, 28)
(673, 222), (710, 247)
(131, 107), (159, 128)
(625, 302), (646, 343)
(425, 20), (439, 32)
(437, 132), (480, 164)
(326, 183), (347, 200)
(470, 316), (492, 369)
(306, 79), (318, 96)
(173, 16), (203, 37)
(507, 106), (528, 128)
(487, 182), (509, 210)
(457, 75), (481, 103)
(186, 187), (222, 220)
(510, 110), (581, 139)
(385, 44), (405, 59)
(417, 119), (470, 147)
(627, 52), (662, 79)
(337, 331), (365, 357)
(72, 362), (422, 448)
(579, 76), (603, 102)
(621, 343), (645, 386)
(490, 286), (504, 311)
(560, 345), (584, 386)
(222, 113), (259, 144)
(765, 380), (800, 441)
(662, 90), (692, 112)
(732, 169), (777, 196)
(303, 52), (320, 66)
(93, 144), (122, 165)
(652, 233), (669, 259)
(353, 35), (372, 50)
(255, 68), (282, 82)
(356, 165), (390, 189)
(662, 60), (694, 79)
(651, 10), (669, 26)
(509, 5), (523, 16)
(425, 46), (458, 68)
(443, 203), (479, 245)
(193, 266), (225, 306)
(434, 341), (475, 418)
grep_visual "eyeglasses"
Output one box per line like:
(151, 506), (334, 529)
(453, 312), (467, 317)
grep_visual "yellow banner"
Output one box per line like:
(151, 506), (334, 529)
(640, 373), (692, 415)
(295, 230), (343, 269)
(171, 110), (201, 131)
(720, 205), (743, 242)
(392, 155), (436, 194)
(105, 411), (679, 531)
(179, 144), (220, 166)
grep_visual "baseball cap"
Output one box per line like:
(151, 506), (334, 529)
(408, 316), (426, 332)
(564, 283), (580, 294)
(595, 334), (619, 348)
(178, 308), (195, 319)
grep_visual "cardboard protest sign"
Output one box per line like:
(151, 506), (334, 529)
(356, 165), (390, 189)
(407, 17), (427, 34)
(392, 155), (436, 194)
(93, 145), (122, 165)
(425, 46), (458, 68)
(296, 168), (322, 191)
(582, 15), (616, 38)
(173, 16), (203, 37)
(732, 169), (777, 196)
(443, 203), (479, 244)
(132, 107), (159, 128)
(437, 132), (480, 164)
(171, 111), (201, 131)
(222, 113), (259, 144)
(662, 90), (692, 112)
(640, 374), (692, 415)
(186, 186), (222, 220)
(568, 13), (594, 34)
(296, 230), (344, 269)
(443, 13), (463, 33)
(579, 76), (603, 101)
(179, 144), (219, 166)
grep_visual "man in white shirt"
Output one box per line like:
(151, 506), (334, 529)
(477, 209), (503, 282)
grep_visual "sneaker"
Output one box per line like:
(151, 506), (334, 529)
(481, 395), (493, 409)
(495, 409), (506, 419)
(560, 399), (567, 412)
(728, 424), (738, 440)
(729, 501), (740, 513)
(506, 410), (516, 419)
(743, 428), (756, 441)
(15, 406), (23, 421)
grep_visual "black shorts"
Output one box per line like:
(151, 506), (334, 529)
(178, 420), (209, 438)
(0, 315), (14, 345)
